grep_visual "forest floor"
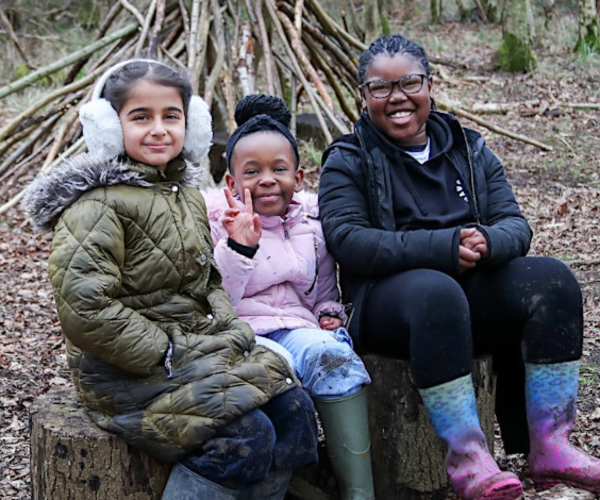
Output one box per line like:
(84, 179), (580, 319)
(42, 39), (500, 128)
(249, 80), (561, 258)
(1, 4), (600, 499)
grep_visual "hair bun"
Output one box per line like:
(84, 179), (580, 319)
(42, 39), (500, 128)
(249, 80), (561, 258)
(234, 94), (291, 129)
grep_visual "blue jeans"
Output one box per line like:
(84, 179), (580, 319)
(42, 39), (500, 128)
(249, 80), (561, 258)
(264, 328), (371, 398)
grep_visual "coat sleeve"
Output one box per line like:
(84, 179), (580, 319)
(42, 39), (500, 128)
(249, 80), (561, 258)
(204, 188), (257, 307)
(311, 226), (347, 322)
(318, 148), (461, 277)
(212, 238), (257, 306)
(49, 199), (169, 376)
(474, 144), (532, 266)
(191, 191), (254, 335)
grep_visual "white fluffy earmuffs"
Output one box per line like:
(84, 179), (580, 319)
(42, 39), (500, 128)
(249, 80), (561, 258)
(79, 59), (212, 163)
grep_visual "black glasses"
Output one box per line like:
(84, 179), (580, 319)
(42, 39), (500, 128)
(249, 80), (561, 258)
(361, 73), (428, 99)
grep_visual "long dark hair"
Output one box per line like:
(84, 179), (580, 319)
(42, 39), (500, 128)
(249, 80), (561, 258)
(102, 61), (193, 115)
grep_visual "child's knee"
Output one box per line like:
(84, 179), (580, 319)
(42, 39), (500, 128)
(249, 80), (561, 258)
(302, 343), (371, 397)
(255, 335), (295, 369)
(182, 409), (276, 485)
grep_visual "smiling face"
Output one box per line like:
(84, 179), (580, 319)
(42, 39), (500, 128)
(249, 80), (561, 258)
(226, 131), (304, 217)
(361, 53), (433, 147)
(118, 79), (186, 170)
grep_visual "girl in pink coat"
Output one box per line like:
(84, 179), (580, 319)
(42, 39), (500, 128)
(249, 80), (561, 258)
(204, 94), (374, 500)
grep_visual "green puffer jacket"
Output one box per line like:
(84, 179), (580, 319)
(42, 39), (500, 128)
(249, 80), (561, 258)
(21, 154), (299, 462)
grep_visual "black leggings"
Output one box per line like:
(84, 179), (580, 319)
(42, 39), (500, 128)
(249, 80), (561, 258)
(362, 256), (583, 389)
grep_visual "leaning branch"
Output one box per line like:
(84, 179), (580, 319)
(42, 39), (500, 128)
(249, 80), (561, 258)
(0, 7), (34, 69)
(0, 23), (139, 100)
(135, 0), (157, 55)
(265, 0), (333, 143)
(0, 62), (113, 142)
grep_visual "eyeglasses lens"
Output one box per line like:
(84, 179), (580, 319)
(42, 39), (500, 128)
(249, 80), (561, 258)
(368, 75), (424, 98)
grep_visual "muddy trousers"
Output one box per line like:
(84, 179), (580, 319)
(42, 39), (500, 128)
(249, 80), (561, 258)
(182, 387), (318, 488)
(362, 256), (583, 453)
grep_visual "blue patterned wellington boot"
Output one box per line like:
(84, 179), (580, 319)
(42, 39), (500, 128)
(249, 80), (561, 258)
(419, 375), (523, 500)
(526, 361), (600, 493)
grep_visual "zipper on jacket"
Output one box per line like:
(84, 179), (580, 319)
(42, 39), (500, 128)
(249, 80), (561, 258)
(458, 127), (481, 224)
(283, 219), (290, 239)
(304, 235), (319, 296)
(345, 302), (355, 330)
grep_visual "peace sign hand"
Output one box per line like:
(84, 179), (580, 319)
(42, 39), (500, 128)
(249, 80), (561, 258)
(221, 187), (262, 248)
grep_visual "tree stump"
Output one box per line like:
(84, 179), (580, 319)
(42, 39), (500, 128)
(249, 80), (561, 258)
(29, 359), (495, 500)
(362, 355), (496, 500)
(29, 387), (171, 500)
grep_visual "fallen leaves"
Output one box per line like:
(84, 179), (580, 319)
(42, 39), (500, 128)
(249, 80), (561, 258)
(1, 14), (600, 500)
(0, 216), (66, 500)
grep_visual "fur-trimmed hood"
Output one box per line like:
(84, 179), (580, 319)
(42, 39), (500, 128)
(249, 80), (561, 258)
(22, 154), (204, 232)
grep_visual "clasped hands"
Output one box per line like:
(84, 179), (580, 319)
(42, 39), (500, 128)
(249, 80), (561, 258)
(459, 227), (488, 274)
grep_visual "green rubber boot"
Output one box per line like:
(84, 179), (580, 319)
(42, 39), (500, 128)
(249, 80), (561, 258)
(313, 388), (375, 500)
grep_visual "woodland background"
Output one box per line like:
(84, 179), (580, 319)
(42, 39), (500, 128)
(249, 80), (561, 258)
(0, 0), (599, 498)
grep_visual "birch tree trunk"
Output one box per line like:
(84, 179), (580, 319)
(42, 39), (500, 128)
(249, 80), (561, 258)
(498, 0), (537, 72)
(574, 0), (600, 54)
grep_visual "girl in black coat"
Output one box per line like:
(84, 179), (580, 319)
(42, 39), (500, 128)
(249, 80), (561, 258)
(318, 34), (600, 500)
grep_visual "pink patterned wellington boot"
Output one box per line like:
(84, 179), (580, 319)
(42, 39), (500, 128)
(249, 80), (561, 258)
(419, 375), (523, 500)
(526, 361), (600, 493)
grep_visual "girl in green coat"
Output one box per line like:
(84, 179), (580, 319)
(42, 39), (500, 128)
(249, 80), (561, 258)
(22, 59), (318, 499)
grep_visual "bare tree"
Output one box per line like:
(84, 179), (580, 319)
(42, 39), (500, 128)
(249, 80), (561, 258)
(478, 0), (500, 21)
(497, 0), (537, 72)
(363, 0), (383, 43)
(431, 0), (443, 23)
(574, 0), (600, 54)
(455, 0), (470, 21)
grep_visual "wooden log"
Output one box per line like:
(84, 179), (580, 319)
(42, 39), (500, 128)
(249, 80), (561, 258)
(28, 386), (329, 500)
(29, 359), (495, 500)
(362, 355), (496, 500)
(29, 387), (171, 500)
(294, 113), (342, 150)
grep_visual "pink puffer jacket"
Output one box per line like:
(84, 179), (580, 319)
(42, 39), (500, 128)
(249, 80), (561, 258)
(204, 189), (347, 335)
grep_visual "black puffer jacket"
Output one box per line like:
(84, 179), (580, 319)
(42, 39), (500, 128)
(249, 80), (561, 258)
(318, 111), (532, 348)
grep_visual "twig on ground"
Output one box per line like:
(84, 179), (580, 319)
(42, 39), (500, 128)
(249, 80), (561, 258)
(437, 99), (554, 151)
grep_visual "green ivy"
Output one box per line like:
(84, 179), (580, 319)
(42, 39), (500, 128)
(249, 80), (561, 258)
(381, 16), (391, 37)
